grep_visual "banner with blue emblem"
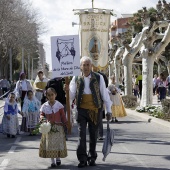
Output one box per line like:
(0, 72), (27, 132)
(79, 12), (110, 70)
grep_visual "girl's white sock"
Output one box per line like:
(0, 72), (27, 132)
(51, 158), (55, 164)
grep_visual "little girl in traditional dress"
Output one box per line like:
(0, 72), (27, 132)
(39, 87), (68, 168)
(2, 92), (21, 138)
(21, 90), (40, 135)
(108, 76), (127, 122)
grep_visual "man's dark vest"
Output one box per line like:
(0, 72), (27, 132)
(75, 72), (102, 108)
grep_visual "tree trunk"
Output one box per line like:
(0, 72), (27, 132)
(122, 28), (148, 95)
(114, 47), (125, 85)
(115, 60), (121, 85)
(22, 48), (24, 72)
(140, 50), (154, 107)
(28, 53), (30, 79)
(9, 48), (12, 81)
(157, 62), (162, 75)
(123, 58), (133, 95)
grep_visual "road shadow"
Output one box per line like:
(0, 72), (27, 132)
(7, 164), (170, 170)
(103, 120), (144, 124)
(164, 155), (170, 161)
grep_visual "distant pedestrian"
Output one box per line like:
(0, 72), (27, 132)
(39, 88), (68, 167)
(166, 73), (170, 96)
(21, 90), (40, 135)
(135, 73), (142, 99)
(0, 76), (10, 97)
(158, 73), (167, 101)
(2, 93), (22, 138)
(133, 74), (139, 97)
(10, 80), (17, 91)
(33, 70), (48, 103)
(108, 75), (127, 122)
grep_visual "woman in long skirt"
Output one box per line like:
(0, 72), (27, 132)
(108, 76), (127, 122)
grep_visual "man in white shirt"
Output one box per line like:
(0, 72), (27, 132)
(66, 56), (112, 168)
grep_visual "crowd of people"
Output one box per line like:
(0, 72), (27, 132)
(153, 73), (169, 102)
(132, 72), (170, 102)
(0, 77), (17, 97)
(0, 56), (127, 168)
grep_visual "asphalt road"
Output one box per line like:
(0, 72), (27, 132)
(0, 103), (170, 170)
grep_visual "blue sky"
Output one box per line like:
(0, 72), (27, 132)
(31, 0), (158, 70)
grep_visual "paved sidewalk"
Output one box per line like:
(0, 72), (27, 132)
(126, 95), (170, 130)
(126, 108), (170, 129)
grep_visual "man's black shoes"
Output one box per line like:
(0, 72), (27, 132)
(78, 161), (87, 168)
(51, 163), (56, 168)
(98, 137), (103, 141)
(88, 159), (96, 166)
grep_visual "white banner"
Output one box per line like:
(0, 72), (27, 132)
(51, 35), (80, 78)
(80, 13), (110, 70)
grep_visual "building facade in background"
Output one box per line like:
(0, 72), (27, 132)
(33, 43), (49, 79)
(110, 14), (133, 38)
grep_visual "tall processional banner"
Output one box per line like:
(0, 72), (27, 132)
(79, 13), (110, 70)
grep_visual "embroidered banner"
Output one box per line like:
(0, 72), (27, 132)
(79, 13), (110, 70)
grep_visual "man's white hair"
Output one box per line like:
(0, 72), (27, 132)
(80, 56), (92, 65)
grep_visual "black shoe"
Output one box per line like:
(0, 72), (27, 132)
(56, 160), (61, 166)
(111, 119), (114, 123)
(115, 118), (118, 122)
(12, 135), (15, 138)
(98, 137), (103, 141)
(7, 134), (10, 138)
(78, 161), (87, 168)
(88, 159), (96, 166)
(51, 163), (56, 168)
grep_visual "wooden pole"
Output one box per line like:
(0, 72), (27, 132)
(65, 77), (72, 134)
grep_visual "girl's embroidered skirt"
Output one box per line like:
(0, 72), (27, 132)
(2, 114), (19, 135)
(39, 125), (67, 158)
(110, 94), (127, 117)
(21, 111), (39, 132)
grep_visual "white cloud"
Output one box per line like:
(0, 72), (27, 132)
(31, 0), (159, 69)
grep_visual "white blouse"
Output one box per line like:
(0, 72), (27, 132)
(40, 101), (64, 114)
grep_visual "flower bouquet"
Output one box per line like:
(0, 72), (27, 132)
(39, 122), (51, 135)
(32, 117), (47, 135)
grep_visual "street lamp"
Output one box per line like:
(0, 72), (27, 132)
(31, 57), (39, 80)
